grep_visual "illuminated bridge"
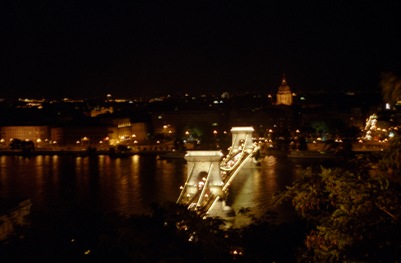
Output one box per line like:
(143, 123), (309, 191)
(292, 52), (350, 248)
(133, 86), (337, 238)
(176, 127), (260, 218)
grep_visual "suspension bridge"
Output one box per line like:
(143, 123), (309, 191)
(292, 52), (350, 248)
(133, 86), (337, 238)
(176, 127), (260, 218)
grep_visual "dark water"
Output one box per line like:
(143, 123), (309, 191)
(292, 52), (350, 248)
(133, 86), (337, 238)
(0, 154), (296, 226)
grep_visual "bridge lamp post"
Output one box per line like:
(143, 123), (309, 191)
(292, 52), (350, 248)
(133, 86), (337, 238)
(184, 130), (190, 144)
(267, 129), (274, 147)
(213, 130), (219, 149)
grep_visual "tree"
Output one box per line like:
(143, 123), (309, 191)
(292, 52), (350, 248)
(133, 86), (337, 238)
(273, 135), (401, 262)
(380, 72), (401, 107)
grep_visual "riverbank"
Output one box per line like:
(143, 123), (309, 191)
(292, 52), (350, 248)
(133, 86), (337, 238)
(0, 146), (173, 157)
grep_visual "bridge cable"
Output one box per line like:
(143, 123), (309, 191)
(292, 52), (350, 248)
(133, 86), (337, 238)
(196, 163), (213, 208)
(176, 162), (196, 204)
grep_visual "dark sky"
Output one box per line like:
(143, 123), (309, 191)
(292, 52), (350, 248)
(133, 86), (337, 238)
(1, 0), (401, 99)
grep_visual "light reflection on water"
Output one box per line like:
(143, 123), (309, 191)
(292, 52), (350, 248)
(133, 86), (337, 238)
(0, 154), (295, 223)
(227, 155), (296, 227)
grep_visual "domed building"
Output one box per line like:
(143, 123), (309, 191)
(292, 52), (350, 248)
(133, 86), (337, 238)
(276, 75), (293, 106)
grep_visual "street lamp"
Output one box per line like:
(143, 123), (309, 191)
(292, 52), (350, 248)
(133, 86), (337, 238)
(36, 138), (42, 148)
(213, 130), (219, 149)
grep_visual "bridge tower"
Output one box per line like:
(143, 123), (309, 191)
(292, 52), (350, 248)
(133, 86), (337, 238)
(230, 126), (254, 153)
(185, 150), (223, 197)
(177, 151), (225, 211)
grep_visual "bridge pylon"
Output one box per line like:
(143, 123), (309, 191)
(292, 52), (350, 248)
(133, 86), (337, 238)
(176, 151), (224, 212)
(230, 126), (254, 154)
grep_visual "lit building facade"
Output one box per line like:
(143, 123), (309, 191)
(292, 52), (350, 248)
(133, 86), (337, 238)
(50, 125), (110, 147)
(276, 75), (293, 106)
(0, 126), (50, 147)
(107, 118), (148, 145)
(0, 117), (149, 149)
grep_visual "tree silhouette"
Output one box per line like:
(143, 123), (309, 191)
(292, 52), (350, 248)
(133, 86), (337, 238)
(274, 134), (401, 262)
(380, 72), (401, 107)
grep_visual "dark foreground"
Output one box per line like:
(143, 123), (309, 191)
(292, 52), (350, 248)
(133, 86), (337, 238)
(0, 202), (306, 262)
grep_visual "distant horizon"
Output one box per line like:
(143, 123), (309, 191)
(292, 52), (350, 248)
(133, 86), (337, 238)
(0, 86), (383, 102)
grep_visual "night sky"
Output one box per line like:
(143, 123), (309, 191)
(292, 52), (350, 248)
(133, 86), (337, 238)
(1, 0), (401, 99)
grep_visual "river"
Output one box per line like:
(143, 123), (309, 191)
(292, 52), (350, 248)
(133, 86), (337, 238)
(0, 153), (297, 227)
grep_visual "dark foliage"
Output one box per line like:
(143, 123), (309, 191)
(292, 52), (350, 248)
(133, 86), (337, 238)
(274, 135), (401, 262)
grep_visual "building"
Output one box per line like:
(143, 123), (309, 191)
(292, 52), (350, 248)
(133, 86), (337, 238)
(0, 125), (51, 148)
(106, 117), (148, 146)
(276, 75), (293, 106)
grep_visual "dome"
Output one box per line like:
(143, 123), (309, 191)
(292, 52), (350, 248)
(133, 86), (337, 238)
(277, 76), (291, 93)
(276, 74), (293, 106)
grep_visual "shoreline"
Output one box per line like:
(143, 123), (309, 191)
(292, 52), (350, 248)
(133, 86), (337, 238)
(0, 149), (168, 157)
